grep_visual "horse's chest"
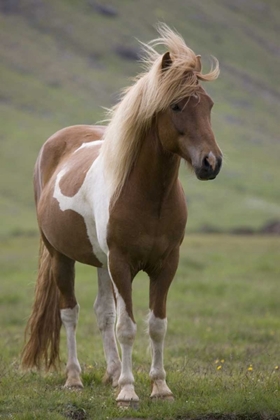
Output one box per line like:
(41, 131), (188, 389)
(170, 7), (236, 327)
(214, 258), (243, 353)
(107, 202), (186, 267)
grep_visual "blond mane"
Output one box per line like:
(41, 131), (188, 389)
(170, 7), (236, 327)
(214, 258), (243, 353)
(100, 23), (219, 204)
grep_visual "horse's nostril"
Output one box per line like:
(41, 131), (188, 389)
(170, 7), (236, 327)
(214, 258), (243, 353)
(196, 154), (222, 180)
(203, 156), (210, 168)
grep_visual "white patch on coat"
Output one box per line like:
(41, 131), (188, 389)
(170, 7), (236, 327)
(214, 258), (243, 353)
(74, 140), (103, 153)
(53, 146), (110, 266)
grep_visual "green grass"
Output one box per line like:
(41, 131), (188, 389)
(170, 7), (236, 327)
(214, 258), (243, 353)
(1, 234), (280, 419)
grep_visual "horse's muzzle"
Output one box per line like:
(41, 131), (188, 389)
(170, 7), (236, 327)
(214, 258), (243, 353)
(195, 155), (222, 180)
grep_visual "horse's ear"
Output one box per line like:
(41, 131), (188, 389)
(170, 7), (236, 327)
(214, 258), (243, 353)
(161, 51), (172, 71)
(196, 55), (202, 72)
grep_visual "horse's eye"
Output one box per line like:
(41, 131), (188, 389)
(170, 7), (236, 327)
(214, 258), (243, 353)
(170, 103), (181, 112)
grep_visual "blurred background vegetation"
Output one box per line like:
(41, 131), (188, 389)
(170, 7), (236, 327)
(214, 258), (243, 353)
(1, 3), (280, 417)
(0, 0), (280, 238)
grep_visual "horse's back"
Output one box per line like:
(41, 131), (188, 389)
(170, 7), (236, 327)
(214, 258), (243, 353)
(35, 125), (106, 200)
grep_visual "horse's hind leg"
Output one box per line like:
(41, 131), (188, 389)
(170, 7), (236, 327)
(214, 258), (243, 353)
(94, 267), (121, 387)
(52, 251), (83, 388)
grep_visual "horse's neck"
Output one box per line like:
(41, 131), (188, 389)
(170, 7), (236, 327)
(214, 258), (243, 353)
(127, 126), (181, 200)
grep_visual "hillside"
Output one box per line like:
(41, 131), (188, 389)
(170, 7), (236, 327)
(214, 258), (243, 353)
(1, 0), (280, 237)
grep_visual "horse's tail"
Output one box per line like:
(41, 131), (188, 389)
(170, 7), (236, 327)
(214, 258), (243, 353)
(21, 237), (62, 370)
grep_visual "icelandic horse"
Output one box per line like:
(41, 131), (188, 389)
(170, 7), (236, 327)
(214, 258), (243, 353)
(22, 24), (222, 406)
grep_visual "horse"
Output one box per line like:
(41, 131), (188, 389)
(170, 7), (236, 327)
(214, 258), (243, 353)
(21, 24), (222, 406)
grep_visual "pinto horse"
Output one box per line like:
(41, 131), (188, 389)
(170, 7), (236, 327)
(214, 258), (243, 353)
(22, 24), (222, 406)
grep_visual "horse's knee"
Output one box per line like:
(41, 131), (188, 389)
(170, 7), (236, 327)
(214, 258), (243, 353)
(116, 316), (137, 345)
(94, 297), (116, 331)
(148, 311), (167, 342)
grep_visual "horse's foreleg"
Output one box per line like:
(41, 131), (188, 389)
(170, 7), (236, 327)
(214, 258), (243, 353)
(148, 312), (173, 400)
(108, 253), (139, 406)
(52, 252), (83, 388)
(94, 267), (121, 387)
(148, 249), (179, 401)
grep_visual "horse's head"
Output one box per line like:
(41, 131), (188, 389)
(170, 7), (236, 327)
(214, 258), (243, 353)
(157, 53), (222, 181)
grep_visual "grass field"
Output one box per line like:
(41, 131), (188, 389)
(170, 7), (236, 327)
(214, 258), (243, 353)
(1, 233), (280, 419)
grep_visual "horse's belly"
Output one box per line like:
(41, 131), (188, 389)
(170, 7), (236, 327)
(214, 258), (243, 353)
(39, 159), (109, 267)
(39, 195), (106, 267)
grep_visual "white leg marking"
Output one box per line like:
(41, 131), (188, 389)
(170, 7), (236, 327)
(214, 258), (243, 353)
(109, 281), (139, 403)
(148, 311), (173, 399)
(61, 304), (83, 388)
(116, 296), (139, 403)
(94, 268), (121, 387)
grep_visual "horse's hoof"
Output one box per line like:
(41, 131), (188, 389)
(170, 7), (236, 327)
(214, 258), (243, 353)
(116, 384), (139, 408)
(117, 400), (139, 409)
(150, 379), (174, 401)
(63, 379), (84, 390)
